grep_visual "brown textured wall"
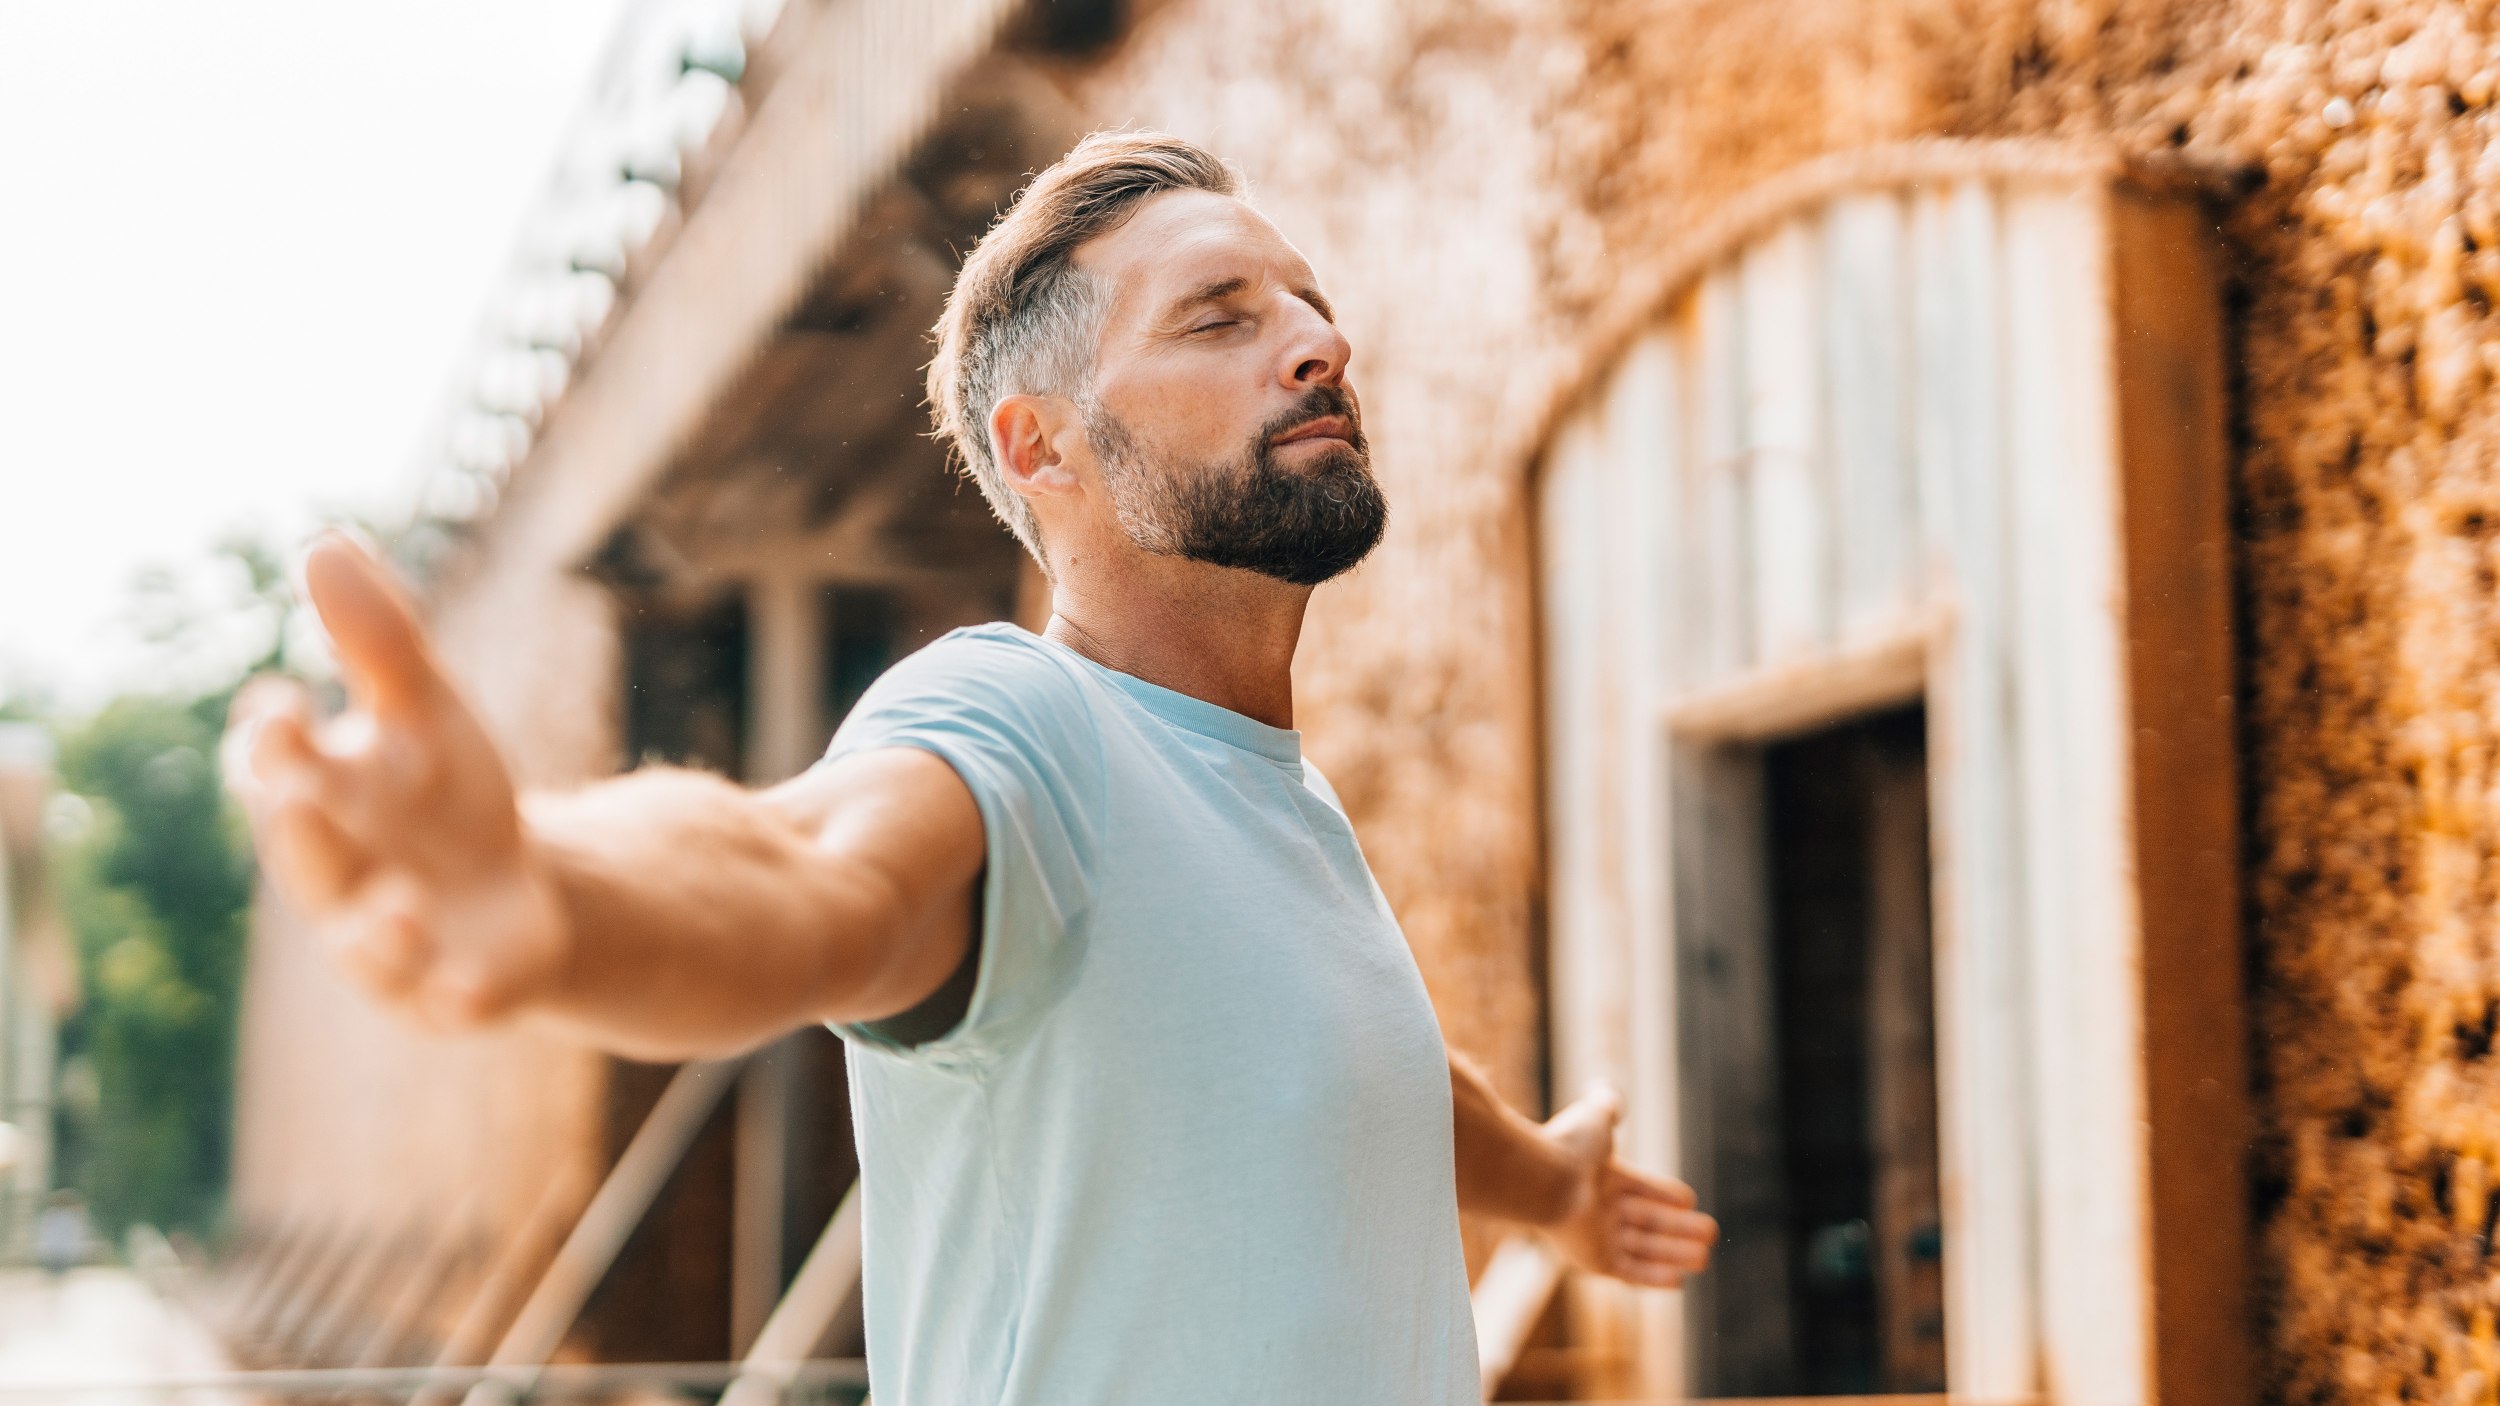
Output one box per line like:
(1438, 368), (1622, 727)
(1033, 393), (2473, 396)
(1082, 0), (2500, 1398)
(1570, 4), (2500, 1401)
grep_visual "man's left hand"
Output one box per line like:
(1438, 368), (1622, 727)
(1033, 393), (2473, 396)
(1541, 1085), (1719, 1288)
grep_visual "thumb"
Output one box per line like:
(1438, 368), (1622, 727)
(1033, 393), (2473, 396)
(1545, 1081), (1623, 1164)
(301, 531), (440, 720)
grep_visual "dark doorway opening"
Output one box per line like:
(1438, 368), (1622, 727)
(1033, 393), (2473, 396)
(1763, 705), (1945, 1394)
(1683, 703), (1946, 1396)
(621, 592), (748, 775)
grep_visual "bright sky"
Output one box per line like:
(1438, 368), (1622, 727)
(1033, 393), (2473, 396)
(0, 1), (627, 708)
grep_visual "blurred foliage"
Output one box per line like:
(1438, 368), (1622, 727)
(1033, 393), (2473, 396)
(49, 693), (252, 1238)
(43, 530), (308, 1240)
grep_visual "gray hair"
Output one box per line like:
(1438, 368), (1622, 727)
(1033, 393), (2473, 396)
(925, 131), (1242, 569)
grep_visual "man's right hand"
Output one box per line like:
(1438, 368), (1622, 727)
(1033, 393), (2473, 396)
(222, 532), (568, 1030)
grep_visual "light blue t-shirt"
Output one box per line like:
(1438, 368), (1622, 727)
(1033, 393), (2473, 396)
(822, 624), (1478, 1405)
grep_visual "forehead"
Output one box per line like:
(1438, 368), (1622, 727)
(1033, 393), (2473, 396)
(1072, 189), (1317, 313)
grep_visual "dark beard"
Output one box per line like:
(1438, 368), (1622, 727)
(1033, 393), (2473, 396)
(1091, 387), (1388, 587)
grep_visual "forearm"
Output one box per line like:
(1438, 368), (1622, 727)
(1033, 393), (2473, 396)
(1450, 1049), (1578, 1226)
(517, 765), (957, 1060)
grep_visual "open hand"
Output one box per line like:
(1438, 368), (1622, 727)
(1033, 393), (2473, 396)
(221, 533), (567, 1030)
(1541, 1085), (1718, 1288)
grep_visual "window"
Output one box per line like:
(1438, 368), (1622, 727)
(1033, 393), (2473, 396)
(1538, 145), (2250, 1405)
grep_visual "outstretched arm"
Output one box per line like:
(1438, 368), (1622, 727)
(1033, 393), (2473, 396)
(222, 534), (983, 1061)
(1449, 1050), (1717, 1288)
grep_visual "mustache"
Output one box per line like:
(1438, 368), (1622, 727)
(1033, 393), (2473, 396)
(1258, 386), (1366, 453)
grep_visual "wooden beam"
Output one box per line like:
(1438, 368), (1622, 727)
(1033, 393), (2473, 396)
(2002, 182), (2145, 1406)
(745, 576), (826, 785)
(2108, 185), (2251, 1406)
(1910, 176), (2041, 1403)
(1664, 623), (1928, 742)
(462, 0), (1026, 583)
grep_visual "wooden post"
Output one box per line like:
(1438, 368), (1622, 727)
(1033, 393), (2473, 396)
(2108, 185), (2252, 1406)
(1867, 747), (1946, 1390)
(746, 573), (825, 785)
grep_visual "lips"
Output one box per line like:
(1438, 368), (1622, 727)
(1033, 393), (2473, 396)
(1270, 414), (1353, 447)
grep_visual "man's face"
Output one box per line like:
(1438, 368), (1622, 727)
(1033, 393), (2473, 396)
(1071, 190), (1384, 587)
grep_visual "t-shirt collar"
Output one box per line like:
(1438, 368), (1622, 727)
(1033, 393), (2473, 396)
(1040, 635), (1304, 766)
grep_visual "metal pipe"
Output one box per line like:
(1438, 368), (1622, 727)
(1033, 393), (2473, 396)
(0, 1359), (869, 1398)
(718, 1180), (863, 1406)
(430, 1057), (744, 1406)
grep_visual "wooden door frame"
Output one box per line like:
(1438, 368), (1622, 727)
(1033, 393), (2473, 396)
(1536, 148), (2249, 1406)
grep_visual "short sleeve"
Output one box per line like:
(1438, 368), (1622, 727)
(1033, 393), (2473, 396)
(820, 628), (1103, 1069)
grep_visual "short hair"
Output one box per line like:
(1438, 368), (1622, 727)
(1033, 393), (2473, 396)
(926, 130), (1242, 566)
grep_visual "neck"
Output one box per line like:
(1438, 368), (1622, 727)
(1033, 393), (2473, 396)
(1041, 553), (1310, 730)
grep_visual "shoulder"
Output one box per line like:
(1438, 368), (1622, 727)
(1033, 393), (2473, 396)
(855, 625), (1095, 718)
(831, 625), (1106, 766)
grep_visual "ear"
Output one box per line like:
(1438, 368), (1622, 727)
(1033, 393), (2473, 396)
(989, 393), (1085, 501)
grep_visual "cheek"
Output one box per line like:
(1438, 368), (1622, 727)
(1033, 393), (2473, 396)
(1110, 367), (1264, 461)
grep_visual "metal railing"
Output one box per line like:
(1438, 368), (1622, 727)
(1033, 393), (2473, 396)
(0, 1361), (868, 1404)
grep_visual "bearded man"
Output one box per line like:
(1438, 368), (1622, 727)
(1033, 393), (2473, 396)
(227, 131), (1716, 1404)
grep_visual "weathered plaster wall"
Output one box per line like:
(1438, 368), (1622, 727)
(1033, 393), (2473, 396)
(1085, 0), (2500, 1398)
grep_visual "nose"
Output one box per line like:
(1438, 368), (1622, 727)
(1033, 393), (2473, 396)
(1277, 298), (1351, 391)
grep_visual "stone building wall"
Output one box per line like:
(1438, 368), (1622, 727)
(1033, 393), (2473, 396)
(1078, 0), (2500, 1398)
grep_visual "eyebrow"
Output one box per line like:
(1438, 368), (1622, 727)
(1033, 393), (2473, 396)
(1167, 275), (1337, 323)
(1170, 276), (1250, 317)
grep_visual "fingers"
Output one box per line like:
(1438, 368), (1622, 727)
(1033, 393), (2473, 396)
(1604, 1200), (1717, 1287)
(224, 675), (318, 810)
(1611, 1162), (1700, 1210)
(1600, 1240), (1700, 1290)
(228, 681), (367, 906)
(1611, 1167), (1717, 1251)
(228, 683), (384, 903)
(301, 532), (443, 722)
(324, 871), (431, 1007)
(1617, 1190), (1716, 1234)
(313, 869), (508, 1034)
(267, 794), (373, 911)
(1548, 1161), (1719, 1290)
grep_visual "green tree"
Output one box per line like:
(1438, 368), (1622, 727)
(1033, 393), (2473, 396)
(43, 528), (313, 1240)
(49, 691), (253, 1238)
